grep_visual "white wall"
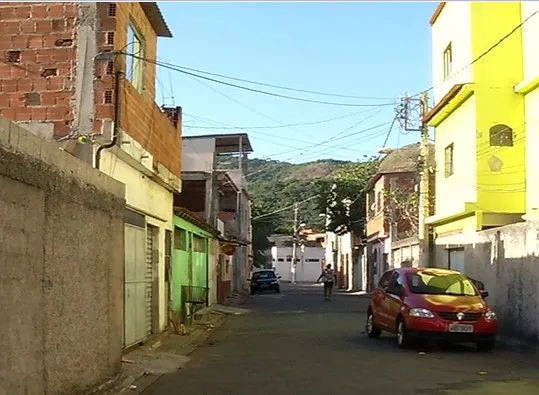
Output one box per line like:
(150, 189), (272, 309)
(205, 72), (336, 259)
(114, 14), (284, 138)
(433, 96), (477, 218)
(520, 2), (539, 220)
(182, 138), (215, 172)
(431, 2), (473, 104)
(100, 149), (173, 331)
(433, 222), (539, 344)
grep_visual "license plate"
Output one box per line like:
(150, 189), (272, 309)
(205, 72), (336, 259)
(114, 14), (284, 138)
(448, 323), (474, 333)
(260, 284), (268, 288)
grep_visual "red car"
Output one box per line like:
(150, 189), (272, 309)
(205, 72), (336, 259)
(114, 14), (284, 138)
(366, 267), (498, 351)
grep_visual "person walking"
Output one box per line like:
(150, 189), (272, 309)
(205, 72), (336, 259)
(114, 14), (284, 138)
(317, 264), (337, 300)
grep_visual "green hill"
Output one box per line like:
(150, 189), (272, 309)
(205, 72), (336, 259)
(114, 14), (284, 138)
(247, 158), (351, 232)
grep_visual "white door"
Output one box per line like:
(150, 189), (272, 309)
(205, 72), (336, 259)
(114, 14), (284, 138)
(448, 249), (465, 273)
(124, 224), (148, 347)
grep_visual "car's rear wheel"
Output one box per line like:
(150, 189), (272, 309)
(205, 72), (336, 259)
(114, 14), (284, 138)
(476, 339), (495, 352)
(396, 319), (413, 349)
(366, 311), (381, 338)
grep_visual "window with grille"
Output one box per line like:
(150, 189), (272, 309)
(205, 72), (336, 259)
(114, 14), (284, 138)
(489, 124), (513, 147)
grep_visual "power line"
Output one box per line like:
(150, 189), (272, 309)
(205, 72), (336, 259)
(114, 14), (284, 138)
(183, 107), (383, 130)
(122, 52), (396, 108)
(163, 62), (396, 100)
(252, 195), (320, 221)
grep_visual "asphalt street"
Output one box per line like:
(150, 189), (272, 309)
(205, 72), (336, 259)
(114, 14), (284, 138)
(139, 284), (539, 395)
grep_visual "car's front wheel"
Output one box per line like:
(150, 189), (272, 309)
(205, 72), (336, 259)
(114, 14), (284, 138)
(366, 311), (381, 338)
(250, 288), (256, 295)
(476, 339), (495, 352)
(275, 286), (280, 293)
(396, 319), (413, 349)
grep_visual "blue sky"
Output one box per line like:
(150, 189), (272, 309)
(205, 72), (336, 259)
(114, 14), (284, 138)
(155, 1), (437, 163)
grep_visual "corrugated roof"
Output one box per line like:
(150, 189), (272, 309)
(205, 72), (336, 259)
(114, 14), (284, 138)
(141, 3), (172, 38)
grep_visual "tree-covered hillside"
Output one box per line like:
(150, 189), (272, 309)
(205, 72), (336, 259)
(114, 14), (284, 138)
(247, 158), (351, 232)
(216, 155), (380, 266)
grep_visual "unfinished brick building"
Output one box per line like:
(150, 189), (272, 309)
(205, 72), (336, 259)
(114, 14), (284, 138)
(0, 2), (181, 176)
(0, 2), (184, 351)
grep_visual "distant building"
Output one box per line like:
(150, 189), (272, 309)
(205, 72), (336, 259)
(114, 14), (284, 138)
(268, 233), (325, 282)
(364, 144), (434, 290)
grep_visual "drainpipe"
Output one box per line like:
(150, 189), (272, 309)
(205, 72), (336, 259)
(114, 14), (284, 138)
(95, 69), (123, 169)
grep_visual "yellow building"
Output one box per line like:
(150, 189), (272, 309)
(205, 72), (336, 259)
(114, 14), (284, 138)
(425, 2), (529, 240)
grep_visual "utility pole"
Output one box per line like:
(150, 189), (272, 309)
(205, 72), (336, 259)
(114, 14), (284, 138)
(418, 91), (430, 268)
(398, 92), (430, 268)
(291, 202), (299, 284)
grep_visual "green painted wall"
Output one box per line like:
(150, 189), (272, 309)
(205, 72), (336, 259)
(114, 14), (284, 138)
(172, 216), (214, 314)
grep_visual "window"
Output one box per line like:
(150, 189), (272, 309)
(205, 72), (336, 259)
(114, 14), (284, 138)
(126, 23), (144, 92)
(489, 124), (513, 147)
(368, 190), (375, 218)
(443, 42), (452, 79)
(377, 191), (383, 213)
(174, 227), (186, 250)
(377, 270), (394, 290)
(444, 143), (454, 177)
(193, 235), (206, 253)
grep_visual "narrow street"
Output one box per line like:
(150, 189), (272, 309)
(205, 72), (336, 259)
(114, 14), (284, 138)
(136, 284), (539, 395)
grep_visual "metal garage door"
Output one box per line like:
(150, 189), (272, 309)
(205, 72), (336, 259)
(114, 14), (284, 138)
(449, 248), (465, 273)
(145, 226), (155, 337)
(124, 223), (148, 347)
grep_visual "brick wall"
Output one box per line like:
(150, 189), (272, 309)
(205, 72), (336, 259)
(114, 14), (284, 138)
(113, 2), (181, 178)
(0, 2), (181, 178)
(0, 2), (78, 137)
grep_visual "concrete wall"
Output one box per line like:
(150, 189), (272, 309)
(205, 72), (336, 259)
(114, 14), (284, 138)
(391, 236), (420, 268)
(0, 118), (125, 395)
(434, 222), (539, 344)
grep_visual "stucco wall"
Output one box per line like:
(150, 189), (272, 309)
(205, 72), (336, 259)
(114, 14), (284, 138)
(434, 222), (539, 344)
(0, 117), (125, 395)
(431, 1), (473, 104)
(520, 2), (539, 220)
(100, 148), (172, 331)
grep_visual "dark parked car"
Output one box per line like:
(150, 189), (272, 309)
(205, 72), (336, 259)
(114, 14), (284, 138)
(249, 270), (281, 294)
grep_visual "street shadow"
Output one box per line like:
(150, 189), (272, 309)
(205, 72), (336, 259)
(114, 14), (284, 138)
(345, 333), (492, 355)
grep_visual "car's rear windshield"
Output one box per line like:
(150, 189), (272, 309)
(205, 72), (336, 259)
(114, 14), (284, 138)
(406, 270), (477, 296)
(252, 271), (276, 280)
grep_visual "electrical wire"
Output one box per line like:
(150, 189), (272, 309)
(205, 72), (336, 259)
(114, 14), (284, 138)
(121, 52), (396, 108)
(163, 62), (396, 100)
(183, 107), (383, 130)
(252, 195), (320, 221)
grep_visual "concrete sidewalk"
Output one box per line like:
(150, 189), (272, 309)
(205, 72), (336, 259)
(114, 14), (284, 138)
(89, 291), (250, 395)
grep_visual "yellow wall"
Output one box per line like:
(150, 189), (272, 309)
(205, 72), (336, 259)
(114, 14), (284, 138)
(471, 2), (526, 214)
(431, 2), (473, 105)
(100, 148), (173, 331)
(433, 96), (477, 219)
(434, 215), (478, 237)
(430, 2), (527, 235)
